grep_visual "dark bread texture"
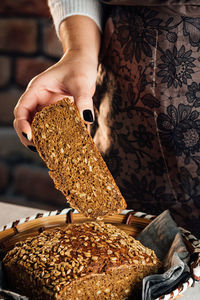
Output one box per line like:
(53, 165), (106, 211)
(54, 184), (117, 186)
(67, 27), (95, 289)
(3, 222), (162, 299)
(31, 98), (127, 218)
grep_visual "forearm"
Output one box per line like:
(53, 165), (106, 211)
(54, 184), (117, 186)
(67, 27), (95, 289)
(60, 15), (101, 64)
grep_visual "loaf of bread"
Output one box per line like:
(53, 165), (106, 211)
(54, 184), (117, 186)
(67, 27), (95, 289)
(3, 222), (161, 299)
(31, 98), (126, 218)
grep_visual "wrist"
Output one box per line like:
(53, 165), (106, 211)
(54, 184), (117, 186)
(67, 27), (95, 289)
(60, 16), (101, 63)
(63, 48), (99, 66)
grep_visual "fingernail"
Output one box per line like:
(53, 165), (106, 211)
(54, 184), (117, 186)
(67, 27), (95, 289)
(83, 110), (94, 122)
(27, 132), (32, 141)
(22, 132), (28, 139)
(27, 145), (37, 152)
(22, 131), (32, 141)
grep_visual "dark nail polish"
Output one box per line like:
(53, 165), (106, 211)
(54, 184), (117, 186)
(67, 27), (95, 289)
(83, 110), (94, 122)
(22, 132), (28, 139)
(27, 145), (37, 152)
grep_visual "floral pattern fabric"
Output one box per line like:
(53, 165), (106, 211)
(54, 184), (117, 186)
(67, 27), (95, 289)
(92, 5), (200, 237)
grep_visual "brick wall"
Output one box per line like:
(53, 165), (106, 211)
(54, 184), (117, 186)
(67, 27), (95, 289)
(0, 0), (66, 210)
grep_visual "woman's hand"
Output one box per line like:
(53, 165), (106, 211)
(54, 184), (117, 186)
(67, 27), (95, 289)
(13, 50), (98, 147)
(13, 15), (101, 148)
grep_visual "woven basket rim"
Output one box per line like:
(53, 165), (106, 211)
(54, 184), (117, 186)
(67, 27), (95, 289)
(0, 209), (152, 250)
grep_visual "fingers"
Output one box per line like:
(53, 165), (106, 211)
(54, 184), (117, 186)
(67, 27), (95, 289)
(13, 118), (34, 148)
(14, 90), (37, 147)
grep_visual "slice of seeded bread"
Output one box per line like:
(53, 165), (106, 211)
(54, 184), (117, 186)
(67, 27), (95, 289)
(31, 98), (127, 218)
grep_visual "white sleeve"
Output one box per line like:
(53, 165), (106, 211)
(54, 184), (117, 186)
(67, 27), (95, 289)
(48, 0), (103, 38)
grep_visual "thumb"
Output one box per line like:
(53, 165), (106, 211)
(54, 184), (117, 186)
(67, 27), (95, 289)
(71, 78), (95, 124)
(75, 95), (95, 124)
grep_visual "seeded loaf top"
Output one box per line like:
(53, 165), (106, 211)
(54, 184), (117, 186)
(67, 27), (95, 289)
(31, 98), (127, 218)
(3, 222), (161, 299)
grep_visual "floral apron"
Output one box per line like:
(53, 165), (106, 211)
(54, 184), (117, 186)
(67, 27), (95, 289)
(92, 1), (200, 237)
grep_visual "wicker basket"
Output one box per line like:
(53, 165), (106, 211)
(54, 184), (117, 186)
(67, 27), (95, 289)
(0, 208), (199, 299)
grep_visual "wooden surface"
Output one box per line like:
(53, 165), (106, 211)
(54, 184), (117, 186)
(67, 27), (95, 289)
(0, 202), (47, 227)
